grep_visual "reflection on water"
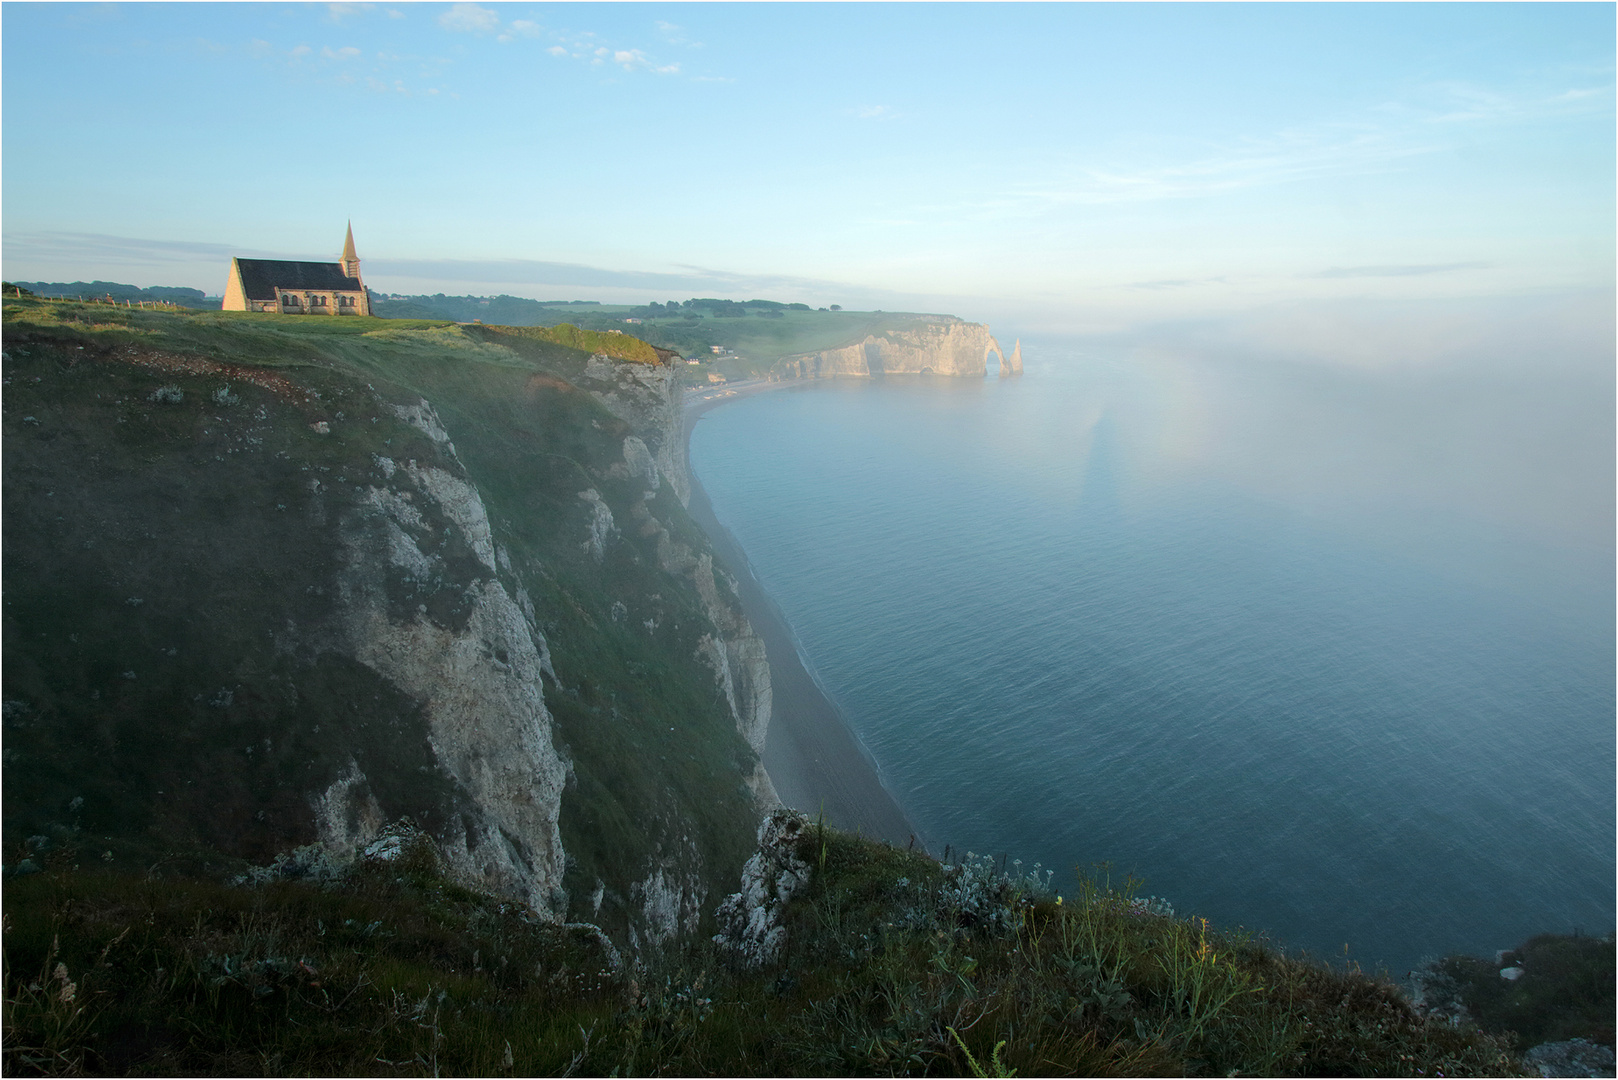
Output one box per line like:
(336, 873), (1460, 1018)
(688, 341), (1614, 974)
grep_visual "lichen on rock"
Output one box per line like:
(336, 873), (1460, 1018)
(713, 810), (812, 967)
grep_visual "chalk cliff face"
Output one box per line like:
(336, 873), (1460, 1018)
(581, 352), (691, 508)
(331, 401), (568, 913)
(772, 318), (1016, 380)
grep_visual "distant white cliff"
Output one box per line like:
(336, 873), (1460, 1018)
(772, 318), (1021, 380)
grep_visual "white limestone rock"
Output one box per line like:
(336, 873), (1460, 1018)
(1523, 1038), (1616, 1078)
(713, 810), (812, 967)
(577, 489), (617, 561)
(774, 319), (1009, 380)
(333, 448), (569, 917)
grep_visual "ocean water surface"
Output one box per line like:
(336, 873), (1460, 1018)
(687, 341), (1615, 975)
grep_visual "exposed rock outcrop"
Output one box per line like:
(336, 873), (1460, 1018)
(713, 809), (812, 966)
(1523, 1038), (1616, 1078)
(334, 401), (569, 914)
(1001, 338), (1023, 377)
(577, 488), (617, 561)
(772, 318), (1011, 380)
(631, 855), (708, 949)
(581, 352), (690, 507)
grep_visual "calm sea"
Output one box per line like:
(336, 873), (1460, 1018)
(688, 340), (1615, 975)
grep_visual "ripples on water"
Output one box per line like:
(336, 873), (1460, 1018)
(688, 342), (1615, 975)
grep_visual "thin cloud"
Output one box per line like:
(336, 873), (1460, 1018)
(6, 230), (246, 264)
(439, 3), (499, 35)
(942, 76), (1612, 226)
(1021, 128), (1437, 210)
(611, 48), (678, 74)
(1311, 262), (1491, 279)
(322, 45), (362, 60)
(851, 104), (898, 121)
(1424, 82), (1520, 124)
(368, 255), (886, 300)
(543, 27), (702, 78)
(1122, 277), (1228, 291)
(655, 20), (701, 47)
(326, 3), (374, 22)
(1417, 79), (1615, 126)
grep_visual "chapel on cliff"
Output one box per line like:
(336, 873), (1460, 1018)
(222, 223), (372, 315)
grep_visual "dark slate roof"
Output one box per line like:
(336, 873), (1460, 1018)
(234, 259), (362, 301)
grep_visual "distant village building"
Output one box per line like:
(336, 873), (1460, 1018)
(221, 223), (372, 315)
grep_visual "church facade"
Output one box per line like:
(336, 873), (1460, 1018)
(222, 223), (372, 315)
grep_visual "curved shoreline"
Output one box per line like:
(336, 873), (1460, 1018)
(682, 380), (919, 848)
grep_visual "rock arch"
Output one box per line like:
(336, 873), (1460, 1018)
(1002, 339), (1022, 377)
(984, 337), (1023, 378)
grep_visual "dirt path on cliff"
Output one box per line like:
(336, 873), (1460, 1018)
(683, 381), (919, 849)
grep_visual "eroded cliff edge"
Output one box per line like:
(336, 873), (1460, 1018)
(772, 316), (1020, 380)
(1, 307), (775, 949)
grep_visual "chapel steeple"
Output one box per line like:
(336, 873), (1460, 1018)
(341, 221), (361, 280)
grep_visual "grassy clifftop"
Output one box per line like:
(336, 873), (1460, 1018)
(370, 292), (973, 379)
(490, 322), (666, 365)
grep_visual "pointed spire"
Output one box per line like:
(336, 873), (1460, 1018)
(341, 221), (360, 279)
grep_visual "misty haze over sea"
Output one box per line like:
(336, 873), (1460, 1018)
(690, 333), (1615, 977)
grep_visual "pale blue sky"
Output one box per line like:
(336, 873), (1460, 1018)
(3, 3), (1613, 332)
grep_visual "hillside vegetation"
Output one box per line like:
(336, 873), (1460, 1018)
(2, 297), (764, 946)
(371, 292), (962, 379)
(3, 819), (1524, 1077)
(7, 281), (220, 309)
